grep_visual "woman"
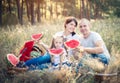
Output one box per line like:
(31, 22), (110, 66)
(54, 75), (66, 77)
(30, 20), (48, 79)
(79, 18), (110, 65)
(55, 16), (80, 56)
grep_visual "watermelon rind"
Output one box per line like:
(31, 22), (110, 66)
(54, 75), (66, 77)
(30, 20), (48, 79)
(5, 56), (13, 67)
(7, 54), (19, 66)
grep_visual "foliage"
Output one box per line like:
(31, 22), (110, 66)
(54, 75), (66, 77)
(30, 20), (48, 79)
(91, 18), (120, 51)
(2, 13), (18, 26)
(1, 0), (120, 26)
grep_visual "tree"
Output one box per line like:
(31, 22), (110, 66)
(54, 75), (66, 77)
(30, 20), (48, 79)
(36, 0), (41, 22)
(108, 0), (120, 17)
(16, 0), (23, 25)
(7, 0), (12, 14)
(30, 0), (35, 25)
(25, 0), (30, 21)
(0, 0), (2, 26)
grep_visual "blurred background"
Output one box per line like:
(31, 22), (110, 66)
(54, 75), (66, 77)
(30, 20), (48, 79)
(0, 0), (120, 26)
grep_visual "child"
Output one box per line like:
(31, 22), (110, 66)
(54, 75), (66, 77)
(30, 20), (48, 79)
(49, 34), (68, 70)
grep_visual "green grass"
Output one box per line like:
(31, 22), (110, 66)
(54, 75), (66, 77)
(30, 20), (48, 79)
(0, 18), (120, 83)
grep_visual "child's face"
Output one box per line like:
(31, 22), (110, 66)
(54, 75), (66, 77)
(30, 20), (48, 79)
(54, 37), (63, 48)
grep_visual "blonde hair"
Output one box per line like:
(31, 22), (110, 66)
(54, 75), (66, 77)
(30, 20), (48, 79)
(79, 18), (91, 26)
(50, 35), (64, 49)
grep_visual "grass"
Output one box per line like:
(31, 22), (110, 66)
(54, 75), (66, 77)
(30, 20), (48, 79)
(0, 18), (120, 83)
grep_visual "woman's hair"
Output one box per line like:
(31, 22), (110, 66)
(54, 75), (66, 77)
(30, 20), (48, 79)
(64, 16), (78, 28)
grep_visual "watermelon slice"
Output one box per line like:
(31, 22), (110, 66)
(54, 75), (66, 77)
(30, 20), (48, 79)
(31, 33), (43, 41)
(64, 39), (80, 49)
(49, 48), (63, 55)
(7, 54), (19, 66)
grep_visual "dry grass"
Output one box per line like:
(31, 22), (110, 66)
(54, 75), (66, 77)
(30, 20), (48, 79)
(82, 57), (105, 73)
(0, 18), (120, 83)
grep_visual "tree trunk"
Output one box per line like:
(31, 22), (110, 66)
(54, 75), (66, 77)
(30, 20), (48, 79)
(79, 0), (82, 19)
(94, 0), (100, 19)
(0, 0), (2, 26)
(44, 3), (46, 19)
(7, 0), (11, 14)
(55, 1), (58, 18)
(37, 0), (41, 22)
(94, 4), (98, 19)
(41, 4), (43, 19)
(25, 0), (30, 21)
(50, 3), (53, 19)
(30, 0), (35, 25)
(86, 0), (90, 20)
(62, 1), (67, 16)
(16, 0), (23, 25)
(21, 0), (24, 24)
(89, 0), (92, 19)
(81, 0), (85, 18)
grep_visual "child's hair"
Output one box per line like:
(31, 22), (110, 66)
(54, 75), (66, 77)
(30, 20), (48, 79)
(50, 35), (64, 49)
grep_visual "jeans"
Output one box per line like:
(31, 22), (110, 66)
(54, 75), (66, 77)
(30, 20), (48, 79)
(91, 54), (109, 65)
(25, 52), (51, 69)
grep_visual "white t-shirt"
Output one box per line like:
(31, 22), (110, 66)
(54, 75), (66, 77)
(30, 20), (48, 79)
(55, 31), (80, 41)
(52, 48), (68, 65)
(80, 31), (110, 59)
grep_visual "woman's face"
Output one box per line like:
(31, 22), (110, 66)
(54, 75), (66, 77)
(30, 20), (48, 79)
(54, 37), (63, 49)
(65, 21), (76, 33)
(79, 21), (90, 36)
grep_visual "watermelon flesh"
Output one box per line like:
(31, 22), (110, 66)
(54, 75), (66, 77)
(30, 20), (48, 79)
(49, 48), (63, 55)
(31, 33), (43, 40)
(64, 39), (80, 49)
(7, 54), (19, 66)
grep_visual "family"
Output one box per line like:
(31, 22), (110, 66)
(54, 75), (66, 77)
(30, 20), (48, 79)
(9, 17), (110, 73)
